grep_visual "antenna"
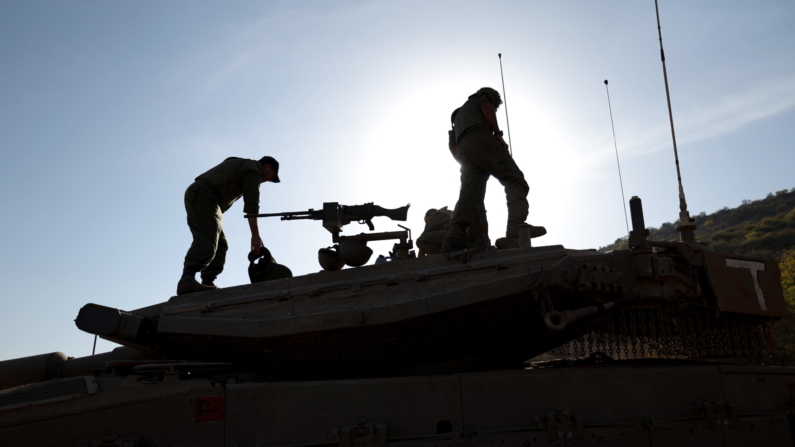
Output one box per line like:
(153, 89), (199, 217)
(498, 53), (513, 157)
(654, 0), (696, 243)
(604, 80), (630, 237)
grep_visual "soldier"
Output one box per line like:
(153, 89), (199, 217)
(442, 87), (545, 252)
(418, 207), (486, 256)
(177, 156), (280, 295)
(416, 207), (453, 256)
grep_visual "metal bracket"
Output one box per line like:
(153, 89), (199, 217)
(335, 421), (387, 447)
(535, 409), (584, 441)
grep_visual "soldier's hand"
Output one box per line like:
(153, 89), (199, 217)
(496, 134), (509, 151)
(251, 235), (264, 256)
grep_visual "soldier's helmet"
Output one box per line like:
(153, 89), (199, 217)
(265, 264), (293, 281)
(477, 87), (503, 108)
(248, 247), (274, 283)
(318, 247), (345, 271)
(248, 246), (273, 265)
(247, 247), (292, 283)
(339, 240), (374, 267)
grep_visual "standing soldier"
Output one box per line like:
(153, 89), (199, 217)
(442, 87), (545, 252)
(177, 156), (280, 295)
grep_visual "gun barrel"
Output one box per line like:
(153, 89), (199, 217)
(245, 210), (321, 220)
(279, 214), (319, 221)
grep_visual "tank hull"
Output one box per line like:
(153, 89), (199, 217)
(74, 244), (786, 380)
(2, 362), (794, 446)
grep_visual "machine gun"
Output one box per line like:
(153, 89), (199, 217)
(247, 202), (409, 236)
(246, 202), (414, 269)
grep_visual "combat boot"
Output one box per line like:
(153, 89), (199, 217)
(523, 225), (547, 238)
(497, 225), (547, 250)
(177, 277), (217, 295)
(506, 224), (547, 239)
(201, 276), (217, 287)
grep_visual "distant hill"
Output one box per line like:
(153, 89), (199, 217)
(599, 188), (795, 259)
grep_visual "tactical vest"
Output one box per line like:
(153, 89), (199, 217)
(195, 157), (262, 212)
(453, 88), (501, 143)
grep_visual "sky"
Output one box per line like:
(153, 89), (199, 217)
(1, 1), (793, 361)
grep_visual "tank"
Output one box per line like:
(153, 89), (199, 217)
(65, 234), (791, 380)
(1, 194), (793, 446)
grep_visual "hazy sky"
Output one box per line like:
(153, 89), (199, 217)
(1, 1), (793, 361)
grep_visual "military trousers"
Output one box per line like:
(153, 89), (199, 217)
(446, 127), (529, 240)
(183, 182), (228, 280)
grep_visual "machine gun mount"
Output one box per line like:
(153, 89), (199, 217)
(247, 202), (415, 269)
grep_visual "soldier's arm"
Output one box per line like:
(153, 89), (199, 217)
(241, 172), (261, 215)
(242, 172), (264, 255)
(480, 102), (509, 150)
(248, 217), (263, 256)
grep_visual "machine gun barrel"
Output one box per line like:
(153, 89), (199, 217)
(246, 209), (323, 221)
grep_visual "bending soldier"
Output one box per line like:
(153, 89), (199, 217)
(417, 207), (453, 256)
(417, 207), (486, 256)
(442, 87), (545, 252)
(177, 156), (281, 295)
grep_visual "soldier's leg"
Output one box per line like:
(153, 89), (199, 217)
(184, 188), (222, 269)
(201, 228), (227, 284)
(180, 184), (222, 294)
(468, 205), (490, 245)
(491, 154), (529, 238)
(445, 145), (490, 241)
(463, 131), (530, 238)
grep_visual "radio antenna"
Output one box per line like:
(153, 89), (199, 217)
(654, 0), (696, 242)
(498, 53), (513, 157)
(604, 80), (630, 237)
